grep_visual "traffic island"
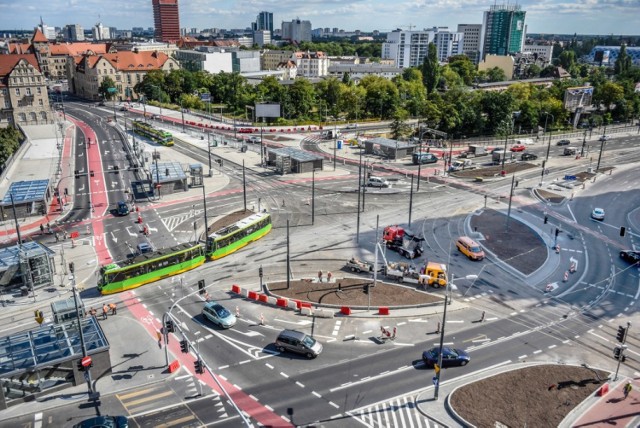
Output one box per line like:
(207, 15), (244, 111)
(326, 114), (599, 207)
(444, 364), (609, 427)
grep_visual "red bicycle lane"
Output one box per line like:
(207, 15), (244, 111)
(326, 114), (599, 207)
(68, 117), (112, 265)
(122, 291), (291, 427)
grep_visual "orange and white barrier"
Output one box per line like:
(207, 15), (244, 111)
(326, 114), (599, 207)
(563, 271), (569, 282)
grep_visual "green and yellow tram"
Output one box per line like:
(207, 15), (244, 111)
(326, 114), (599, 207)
(132, 120), (174, 146)
(98, 243), (205, 295)
(206, 212), (272, 260)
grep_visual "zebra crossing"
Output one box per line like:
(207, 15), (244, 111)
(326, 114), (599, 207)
(349, 395), (442, 428)
(162, 210), (201, 231)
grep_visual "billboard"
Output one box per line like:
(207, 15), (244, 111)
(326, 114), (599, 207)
(564, 86), (593, 111)
(256, 103), (281, 118)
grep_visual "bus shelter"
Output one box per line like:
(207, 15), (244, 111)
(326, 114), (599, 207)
(364, 138), (416, 160)
(267, 147), (324, 174)
(0, 316), (110, 409)
(150, 161), (188, 194)
(0, 241), (55, 293)
(0, 179), (51, 219)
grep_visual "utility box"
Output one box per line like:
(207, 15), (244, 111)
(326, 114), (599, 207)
(51, 297), (85, 324)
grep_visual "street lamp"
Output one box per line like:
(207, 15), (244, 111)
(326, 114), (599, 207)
(434, 273), (477, 400)
(542, 112), (555, 162)
(179, 100), (186, 132)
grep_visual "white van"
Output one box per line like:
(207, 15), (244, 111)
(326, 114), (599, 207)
(367, 177), (390, 188)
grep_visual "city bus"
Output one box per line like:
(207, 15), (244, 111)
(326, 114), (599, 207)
(98, 243), (205, 295)
(132, 120), (174, 146)
(206, 212), (272, 260)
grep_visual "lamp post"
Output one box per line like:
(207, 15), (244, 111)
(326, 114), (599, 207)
(596, 133), (607, 172)
(70, 262), (94, 396)
(580, 129), (587, 157)
(542, 112), (555, 162)
(179, 100), (186, 132)
(333, 121), (337, 171)
(311, 169), (317, 225)
(201, 182), (209, 239)
(434, 273), (477, 400)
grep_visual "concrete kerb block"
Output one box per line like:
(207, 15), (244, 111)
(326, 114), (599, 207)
(239, 287), (248, 298)
(287, 300), (298, 311)
(315, 309), (335, 319)
(300, 306), (313, 316)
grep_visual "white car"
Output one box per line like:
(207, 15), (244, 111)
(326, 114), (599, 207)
(591, 208), (605, 220)
(345, 123), (358, 129)
(248, 136), (262, 144)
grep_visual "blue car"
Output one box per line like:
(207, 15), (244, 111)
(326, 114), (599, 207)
(422, 346), (470, 367)
(202, 301), (236, 328)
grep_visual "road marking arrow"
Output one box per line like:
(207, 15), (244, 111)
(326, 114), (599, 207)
(110, 232), (118, 243)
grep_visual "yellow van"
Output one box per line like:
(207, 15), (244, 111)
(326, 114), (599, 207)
(456, 236), (484, 261)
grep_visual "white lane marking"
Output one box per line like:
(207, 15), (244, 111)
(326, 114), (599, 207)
(250, 394), (258, 401)
(218, 365), (229, 370)
(329, 401), (340, 409)
(330, 364), (414, 392)
(518, 355), (527, 359)
(312, 391), (322, 398)
(280, 372), (289, 378)
(265, 363), (274, 369)
(296, 381), (305, 388)
(548, 345), (557, 349)
(533, 350), (542, 354)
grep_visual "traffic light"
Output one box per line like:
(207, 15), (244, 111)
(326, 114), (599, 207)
(64, 188), (68, 196)
(90, 170), (95, 177)
(617, 326), (627, 343)
(544, 216), (548, 224)
(74, 170), (80, 179)
(259, 266), (263, 278)
(555, 228), (560, 237)
(165, 319), (175, 333)
(69, 262), (75, 274)
(180, 339), (189, 353)
(194, 359), (204, 374)
(363, 284), (370, 294)
(34, 310), (44, 324)
(613, 346), (626, 361)
(620, 227), (626, 237)
(198, 279), (205, 295)
(114, 165), (119, 174)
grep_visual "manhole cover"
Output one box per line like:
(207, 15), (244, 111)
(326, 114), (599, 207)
(148, 374), (155, 379)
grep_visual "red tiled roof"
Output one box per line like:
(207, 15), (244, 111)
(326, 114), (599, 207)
(0, 54), (40, 77)
(85, 51), (171, 71)
(49, 43), (109, 56)
(31, 29), (48, 43)
(7, 43), (32, 54)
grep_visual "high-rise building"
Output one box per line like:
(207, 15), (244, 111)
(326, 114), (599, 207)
(64, 24), (85, 41)
(253, 30), (271, 47)
(480, 4), (526, 59)
(381, 28), (463, 68)
(92, 23), (111, 40)
(457, 24), (482, 64)
(254, 11), (273, 35)
(152, 0), (181, 43)
(281, 19), (312, 43)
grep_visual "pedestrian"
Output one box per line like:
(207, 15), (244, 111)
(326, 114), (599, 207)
(157, 330), (162, 349)
(623, 381), (632, 400)
(90, 307), (97, 317)
(109, 303), (117, 315)
(40, 224), (44, 234)
(54, 232), (59, 242)
(481, 311), (486, 322)
(63, 230), (68, 240)
(102, 304), (108, 320)
(47, 222), (51, 234)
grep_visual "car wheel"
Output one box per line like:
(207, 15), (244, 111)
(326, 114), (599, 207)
(277, 346), (285, 353)
(460, 360), (468, 366)
(306, 352), (314, 359)
(351, 267), (356, 272)
(432, 282), (440, 289)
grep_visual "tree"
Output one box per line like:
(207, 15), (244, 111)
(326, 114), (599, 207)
(390, 108), (411, 140)
(286, 78), (316, 119)
(594, 81), (625, 112)
(558, 50), (576, 70)
(0, 126), (22, 169)
(486, 67), (507, 82)
(447, 55), (476, 86)
(99, 77), (116, 100)
(422, 43), (439, 94)
(614, 44), (632, 76)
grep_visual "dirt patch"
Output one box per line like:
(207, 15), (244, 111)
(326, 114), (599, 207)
(450, 364), (608, 427)
(454, 162), (537, 178)
(535, 189), (566, 204)
(470, 209), (547, 275)
(268, 277), (442, 307)
(207, 210), (252, 235)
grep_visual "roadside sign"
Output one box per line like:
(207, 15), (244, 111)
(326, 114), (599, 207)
(107, 87), (117, 94)
(81, 356), (92, 367)
(432, 376), (438, 386)
(434, 363), (440, 375)
(564, 175), (577, 181)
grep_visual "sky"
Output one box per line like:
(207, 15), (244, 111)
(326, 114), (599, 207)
(0, 0), (638, 35)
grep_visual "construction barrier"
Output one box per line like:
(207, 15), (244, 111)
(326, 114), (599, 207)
(301, 307), (313, 316)
(276, 298), (288, 307)
(314, 309), (335, 319)
(70, 231), (80, 239)
(563, 271), (569, 282)
(597, 383), (609, 396)
(569, 262), (576, 273)
(267, 296), (277, 305)
(258, 294), (269, 303)
(168, 360), (180, 373)
(287, 300), (298, 311)
(247, 291), (258, 300)
(341, 306), (352, 316)
(231, 284), (241, 294)
(378, 307), (390, 315)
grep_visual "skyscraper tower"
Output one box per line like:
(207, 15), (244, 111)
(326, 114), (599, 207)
(255, 11), (274, 35)
(152, 0), (180, 43)
(480, 4), (526, 59)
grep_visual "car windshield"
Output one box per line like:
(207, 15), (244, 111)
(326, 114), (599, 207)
(213, 305), (229, 317)
(470, 246), (482, 252)
(302, 335), (316, 348)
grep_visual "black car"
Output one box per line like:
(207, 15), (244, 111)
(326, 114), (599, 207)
(556, 139), (571, 146)
(422, 346), (470, 367)
(620, 250), (640, 264)
(73, 415), (128, 428)
(521, 152), (538, 161)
